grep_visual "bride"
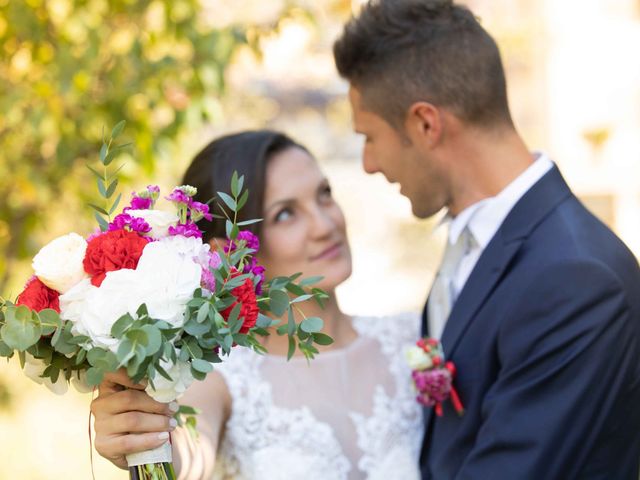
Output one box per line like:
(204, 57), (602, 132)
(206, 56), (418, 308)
(91, 130), (423, 479)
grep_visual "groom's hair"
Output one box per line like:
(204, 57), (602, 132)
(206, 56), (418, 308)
(333, 0), (514, 130)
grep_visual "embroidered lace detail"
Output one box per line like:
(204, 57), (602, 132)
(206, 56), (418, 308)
(213, 313), (423, 480)
(213, 349), (351, 480)
(350, 314), (423, 479)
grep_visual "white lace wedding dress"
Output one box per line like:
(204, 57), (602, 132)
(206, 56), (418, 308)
(211, 313), (424, 480)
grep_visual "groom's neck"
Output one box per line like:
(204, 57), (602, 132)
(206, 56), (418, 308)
(444, 127), (533, 216)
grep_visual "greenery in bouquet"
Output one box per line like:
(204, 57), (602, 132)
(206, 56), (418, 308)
(0, 121), (331, 403)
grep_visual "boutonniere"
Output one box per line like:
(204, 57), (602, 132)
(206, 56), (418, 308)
(405, 338), (464, 417)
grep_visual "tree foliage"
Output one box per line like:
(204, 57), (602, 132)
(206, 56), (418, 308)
(0, 0), (251, 292)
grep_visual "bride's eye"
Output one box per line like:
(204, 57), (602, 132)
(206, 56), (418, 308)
(274, 207), (293, 223)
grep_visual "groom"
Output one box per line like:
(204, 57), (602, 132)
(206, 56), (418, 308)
(334, 1), (640, 479)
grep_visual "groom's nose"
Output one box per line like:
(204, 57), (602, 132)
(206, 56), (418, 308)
(362, 150), (379, 174)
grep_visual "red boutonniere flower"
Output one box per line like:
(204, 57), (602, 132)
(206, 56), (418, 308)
(406, 337), (464, 417)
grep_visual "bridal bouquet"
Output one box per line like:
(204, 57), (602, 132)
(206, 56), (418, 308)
(0, 122), (329, 480)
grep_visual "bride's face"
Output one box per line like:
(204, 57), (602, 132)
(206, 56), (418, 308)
(257, 147), (352, 291)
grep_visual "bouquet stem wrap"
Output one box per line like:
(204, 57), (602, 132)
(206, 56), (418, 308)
(126, 441), (174, 479)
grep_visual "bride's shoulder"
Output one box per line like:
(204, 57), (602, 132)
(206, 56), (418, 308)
(352, 311), (421, 345)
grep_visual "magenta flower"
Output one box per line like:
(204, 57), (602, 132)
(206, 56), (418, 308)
(190, 201), (213, 222)
(166, 189), (191, 205)
(201, 252), (222, 291)
(169, 222), (202, 238)
(225, 230), (260, 253)
(413, 369), (452, 406)
(108, 213), (152, 234)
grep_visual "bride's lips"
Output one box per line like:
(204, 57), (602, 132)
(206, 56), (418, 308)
(310, 242), (344, 261)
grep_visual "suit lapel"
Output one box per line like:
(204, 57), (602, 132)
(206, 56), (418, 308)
(421, 165), (574, 453)
(440, 165), (572, 358)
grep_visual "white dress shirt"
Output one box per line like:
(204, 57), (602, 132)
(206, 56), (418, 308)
(430, 152), (554, 339)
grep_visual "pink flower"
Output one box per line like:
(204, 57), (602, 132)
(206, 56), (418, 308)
(413, 369), (452, 406)
(201, 252), (221, 291)
(166, 189), (191, 205)
(169, 222), (202, 239)
(190, 201), (213, 222)
(108, 213), (152, 234)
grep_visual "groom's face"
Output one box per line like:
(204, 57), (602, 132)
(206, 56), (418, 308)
(348, 86), (447, 218)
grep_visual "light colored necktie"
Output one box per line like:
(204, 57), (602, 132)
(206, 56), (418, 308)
(428, 227), (474, 340)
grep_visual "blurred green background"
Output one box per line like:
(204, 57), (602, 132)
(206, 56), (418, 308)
(1, 0), (639, 478)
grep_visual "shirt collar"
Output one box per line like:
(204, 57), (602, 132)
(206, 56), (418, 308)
(442, 152), (554, 248)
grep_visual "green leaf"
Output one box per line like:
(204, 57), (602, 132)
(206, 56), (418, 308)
(1, 306), (41, 350)
(312, 333), (334, 346)
(217, 192), (237, 211)
(155, 362), (173, 382)
(108, 193), (123, 215)
(191, 358), (213, 373)
(141, 325), (161, 356)
(230, 171), (239, 197)
(38, 309), (61, 335)
(256, 314), (274, 328)
(86, 164), (105, 180)
(88, 203), (109, 216)
(237, 190), (249, 211)
(299, 276), (324, 287)
(111, 120), (126, 139)
(0, 339), (14, 357)
(117, 339), (136, 366)
(95, 212), (109, 232)
(106, 179), (119, 199)
(190, 366), (206, 381)
(96, 178), (107, 197)
(269, 290), (290, 318)
(111, 313), (134, 338)
(196, 303), (209, 324)
(104, 144), (132, 166)
(237, 218), (262, 226)
(99, 143), (108, 163)
(300, 317), (323, 333)
(86, 367), (104, 386)
(290, 294), (313, 304)
(287, 335), (296, 360)
(237, 175), (245, 197)
(287, 308), (296, 336)
(184, 318), (210, 336)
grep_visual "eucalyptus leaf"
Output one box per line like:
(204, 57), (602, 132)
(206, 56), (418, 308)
(191, 358), (213, 373)
(217, 192), (237, 211)
(1, 306), (41, 350)
(269, 290), (290, 318)
(111, 120), (126, 139)
(300, 317), (323, 334)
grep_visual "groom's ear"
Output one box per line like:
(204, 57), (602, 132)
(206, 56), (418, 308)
(405, 101), (442, 147)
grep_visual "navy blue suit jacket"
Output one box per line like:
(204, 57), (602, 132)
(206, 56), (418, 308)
(420, 166), (640, 479)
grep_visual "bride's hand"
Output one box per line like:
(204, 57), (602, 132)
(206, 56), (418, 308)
(91, 369), (178, 470)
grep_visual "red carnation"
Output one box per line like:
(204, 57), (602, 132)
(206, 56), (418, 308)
(16, 277), (60, 313)
(83, 229), (148, 287)
(222, 276), (259, 334)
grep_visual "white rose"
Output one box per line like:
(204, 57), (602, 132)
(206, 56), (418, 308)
(22, 353), (68, 395)
(32, 233), (89, 294)
(62, 271), (139, 351)
(127, 209), (179, 239)
(146, 357), (194, 402)
(134, 240), (202, 328)
(405, 346), (433, 370)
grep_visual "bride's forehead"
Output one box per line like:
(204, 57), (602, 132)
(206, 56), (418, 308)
(265, 151), (324, 192)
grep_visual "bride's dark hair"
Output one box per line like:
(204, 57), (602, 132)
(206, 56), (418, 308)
(182, 130), (308, 243)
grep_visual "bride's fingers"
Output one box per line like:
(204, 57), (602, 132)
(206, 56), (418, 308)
(95, 410), (176, 436)
(99, 369), (147, 395)
(95, 431), (171, 468)
(92, 388), (175, 418)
